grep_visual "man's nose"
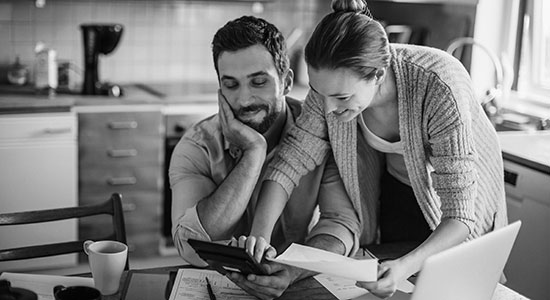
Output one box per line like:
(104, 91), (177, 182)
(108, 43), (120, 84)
(237, 86), (256, 106)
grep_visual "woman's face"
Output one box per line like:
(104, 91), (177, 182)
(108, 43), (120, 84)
(308, 67), (377, 122)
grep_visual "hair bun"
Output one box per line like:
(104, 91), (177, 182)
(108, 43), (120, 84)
(331, 0), (368, 14)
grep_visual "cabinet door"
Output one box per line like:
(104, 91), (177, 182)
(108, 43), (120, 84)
(78, 109), (163, 259)
(0, 113), (78, 271)
(503, 160), (550, 300)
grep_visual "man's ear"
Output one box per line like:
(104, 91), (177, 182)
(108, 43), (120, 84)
(374, 68), (386, 85)
(283, 69), (294, 95)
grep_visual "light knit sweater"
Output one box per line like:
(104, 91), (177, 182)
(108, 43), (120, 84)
(266, 44), (507, 245)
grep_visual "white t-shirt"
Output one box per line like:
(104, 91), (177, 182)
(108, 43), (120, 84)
(358, 113), (411, 186)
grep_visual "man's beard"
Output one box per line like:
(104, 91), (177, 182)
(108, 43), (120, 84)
(237, 104), (278, 134)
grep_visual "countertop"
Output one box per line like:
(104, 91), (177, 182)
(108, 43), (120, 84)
(0, 82), (310, 114)
(498, 131), (550, 174)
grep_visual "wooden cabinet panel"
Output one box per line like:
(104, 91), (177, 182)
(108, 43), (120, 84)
(79, 137), (163, 167)
(78, 108), (163, 259)
(79, 111), (163, 137)
(79, 165), (162, 195)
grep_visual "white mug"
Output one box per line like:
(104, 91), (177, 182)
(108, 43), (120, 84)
(83, 240), (128, 295)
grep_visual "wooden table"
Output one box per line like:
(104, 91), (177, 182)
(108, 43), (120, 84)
(102, 263), (528, 300)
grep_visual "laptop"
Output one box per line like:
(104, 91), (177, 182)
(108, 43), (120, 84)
(386, 221), (521, 300)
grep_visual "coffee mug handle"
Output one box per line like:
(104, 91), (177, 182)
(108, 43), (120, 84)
(53, 285), (65, 295)
(83, 240), (94, 255)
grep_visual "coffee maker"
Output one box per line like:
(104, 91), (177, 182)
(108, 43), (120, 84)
(80, 23), (124, 96)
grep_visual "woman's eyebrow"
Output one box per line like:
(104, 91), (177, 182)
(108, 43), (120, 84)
(309, 84), (349, 97)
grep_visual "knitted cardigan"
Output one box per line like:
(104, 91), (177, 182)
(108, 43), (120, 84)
(266, 44), (507, 245)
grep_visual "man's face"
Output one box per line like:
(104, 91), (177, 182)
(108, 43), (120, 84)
(217, 44), (287, 134)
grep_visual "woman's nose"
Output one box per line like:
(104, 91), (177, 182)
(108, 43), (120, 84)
(324, 99), (339, 114)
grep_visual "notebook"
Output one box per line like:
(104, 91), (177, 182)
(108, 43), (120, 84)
(389, 221), (522, 300)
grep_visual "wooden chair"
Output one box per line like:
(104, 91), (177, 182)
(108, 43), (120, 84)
(0, 193), (129, 270)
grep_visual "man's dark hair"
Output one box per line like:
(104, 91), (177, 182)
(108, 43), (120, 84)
(212, 16), (289, 78)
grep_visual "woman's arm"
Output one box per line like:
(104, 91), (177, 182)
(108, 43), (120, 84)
(250, 180), (290, 241)
(249, 91), (332, 256)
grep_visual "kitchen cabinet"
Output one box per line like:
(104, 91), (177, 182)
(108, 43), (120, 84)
(0, 112), (78, 271)
(499, 131), (550, 300)
(77, 106), (164, 260)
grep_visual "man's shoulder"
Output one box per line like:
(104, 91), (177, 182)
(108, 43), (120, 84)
(180, 114), (223, 148)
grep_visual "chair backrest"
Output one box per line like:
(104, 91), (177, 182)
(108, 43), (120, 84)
(0, 193), (129, 270)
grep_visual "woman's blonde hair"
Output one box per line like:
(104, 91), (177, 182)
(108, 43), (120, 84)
(305, 0), (390, 80)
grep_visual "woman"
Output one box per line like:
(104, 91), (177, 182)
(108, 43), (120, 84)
(248, 0), (508, 298)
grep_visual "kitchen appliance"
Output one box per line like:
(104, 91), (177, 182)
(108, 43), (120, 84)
(80, 23), (124, 96)
(161, 105), (217, 255)
(499, 131), (550, 300)
(0, 112), (78, 271)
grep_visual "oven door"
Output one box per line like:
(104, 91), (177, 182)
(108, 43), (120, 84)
(161, 106), (217, 255)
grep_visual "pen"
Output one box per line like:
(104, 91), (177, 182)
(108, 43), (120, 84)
(206, 277), (217, 300)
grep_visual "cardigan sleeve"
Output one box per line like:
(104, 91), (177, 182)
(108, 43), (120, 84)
(265, 90), (332, 196)
(424, 72), (478, 233)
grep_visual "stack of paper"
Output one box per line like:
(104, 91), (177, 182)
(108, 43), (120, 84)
(168, 269), (255, 300)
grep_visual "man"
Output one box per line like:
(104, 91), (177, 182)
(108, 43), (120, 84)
(169, 16), (359, 299)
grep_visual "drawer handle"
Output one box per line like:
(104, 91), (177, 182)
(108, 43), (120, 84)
(108, 121), (138, 130)
(44, 127), (72, 134)
(108, 149), (138, 157)
(107, 176), (137, 185)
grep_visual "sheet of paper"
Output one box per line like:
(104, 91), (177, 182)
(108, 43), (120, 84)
(168, 269), (256, 300)
(0, 272), (94, 300)
(269, 243), (378, 281)
(314, 274), (370, 299)
(315, 273), (415, 300)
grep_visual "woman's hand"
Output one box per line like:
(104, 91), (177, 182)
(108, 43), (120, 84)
(236, 235), (277, 264)
(356, 259), (411, 299)
(226, 236), (287, 300)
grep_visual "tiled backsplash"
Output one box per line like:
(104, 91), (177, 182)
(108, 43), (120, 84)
(0, 0), (318, 85)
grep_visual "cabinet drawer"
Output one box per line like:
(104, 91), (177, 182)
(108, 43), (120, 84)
(79, 165), (162, 194)
(0, 112), (76, 142)
(79, 137), (163, 168)
(78, 111), (163, 138)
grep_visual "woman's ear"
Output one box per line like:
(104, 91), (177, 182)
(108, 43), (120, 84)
(283, 69), (294, 95)
(374, 68), (386, 85)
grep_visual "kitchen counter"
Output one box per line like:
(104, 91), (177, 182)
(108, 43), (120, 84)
(498, 131), (550, 175)
(0, 82), (219, 114)
(0, 82), (310, 114)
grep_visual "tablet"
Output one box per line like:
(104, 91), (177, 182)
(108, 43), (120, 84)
(188, 239), (268, 275)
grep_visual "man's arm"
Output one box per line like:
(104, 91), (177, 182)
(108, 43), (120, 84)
(170, 145), (265, 266)
(171, 91), (268, 265)
(195, 147), (265, 240)
(232, 153), (359, 299)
